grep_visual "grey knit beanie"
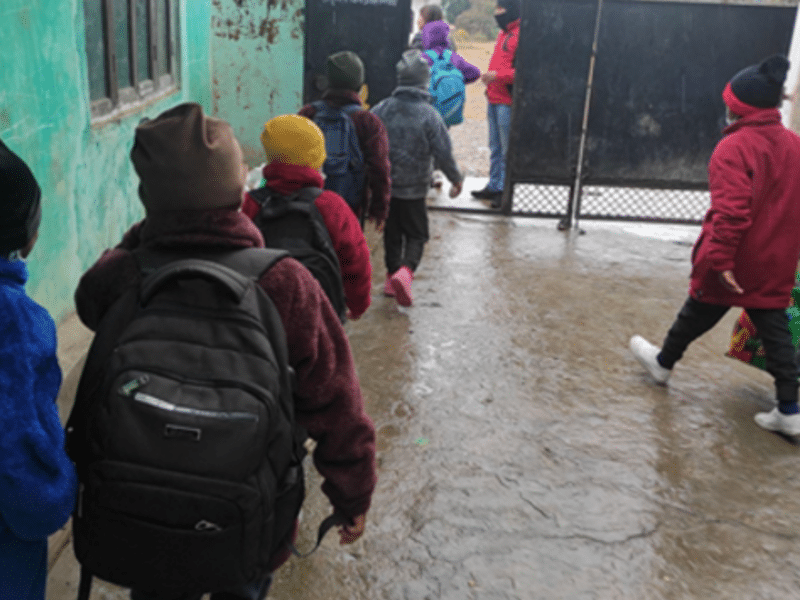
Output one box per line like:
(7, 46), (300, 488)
(397, 50), (431, 89)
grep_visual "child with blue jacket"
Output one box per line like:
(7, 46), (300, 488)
(0, 139), (77, 599)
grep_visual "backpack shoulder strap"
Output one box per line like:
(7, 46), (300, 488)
(340, 103), (362, 118)
(295, 186), (325, 204)
(441, 49), (453, 63)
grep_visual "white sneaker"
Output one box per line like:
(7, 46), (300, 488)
(754, 408), (800, 437)
(629, 335), (671, 384)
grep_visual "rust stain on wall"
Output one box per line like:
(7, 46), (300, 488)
(260, 18), (281, 43)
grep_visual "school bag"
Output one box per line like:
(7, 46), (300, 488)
(249, 185), (348, 323)
(311, 100), (366, 214)
(66, 249), (320, 598)
(425, 49), (466, 126)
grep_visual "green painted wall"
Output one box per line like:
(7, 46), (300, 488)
(210, 0), (305, 166)
(0, 1), (213, 322)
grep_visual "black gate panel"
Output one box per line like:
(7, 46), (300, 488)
(304, 0), (412, 107)
(586, 0), (796, 187)
(508, 0), (597, 184)
(508, 0), (796, 193)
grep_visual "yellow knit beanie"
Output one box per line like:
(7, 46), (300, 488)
(260, 115), (326, 170)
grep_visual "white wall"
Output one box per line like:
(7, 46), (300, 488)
(782, 6), (800, 129)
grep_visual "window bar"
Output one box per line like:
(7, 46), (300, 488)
(129, 0), (139, 89)
(102, 0), (119, 105)
(149, 0), (159, 83)
(165, 0), (173, 77)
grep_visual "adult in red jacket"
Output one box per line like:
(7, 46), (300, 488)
(242, 114), (372, 320)
(299, 51), (391, 228)
(471, 0), (519, 208)
(74, 104), (377, 600)
(630, 55), (800, 438)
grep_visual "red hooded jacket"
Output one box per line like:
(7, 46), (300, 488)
(243, 163), (372, 319)
(74, 209), (377, 571)
(486, 19), (519, 105)
(689, 109), (800, 309)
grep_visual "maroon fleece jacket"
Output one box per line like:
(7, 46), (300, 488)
(299, 90), (392, 225)
(242, 163), (372, 319)
(73, 208), (377, 570)
(689, 109), (800, 309)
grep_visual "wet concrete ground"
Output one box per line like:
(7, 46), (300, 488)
(48, 186), (800, 599)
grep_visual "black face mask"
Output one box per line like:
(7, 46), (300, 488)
(495, 12), (514, 30)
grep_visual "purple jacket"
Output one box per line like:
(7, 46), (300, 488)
(421, 21), (481, 83)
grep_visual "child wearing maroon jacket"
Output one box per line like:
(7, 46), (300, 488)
(242, 114), (372, 320)
(299, 51), (391, 228)
(74, 103), (377, 600)
(630, 55), (800, 438)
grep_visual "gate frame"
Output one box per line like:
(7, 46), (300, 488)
(483, 0), (798, 227)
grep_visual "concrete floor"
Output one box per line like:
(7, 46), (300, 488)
(47, 184), (800, 599)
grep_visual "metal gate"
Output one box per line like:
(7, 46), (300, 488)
(504, 0), (796, 226)
(304, 0), (412, 108)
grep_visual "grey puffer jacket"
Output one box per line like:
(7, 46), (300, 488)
(371, 86), (462, 200)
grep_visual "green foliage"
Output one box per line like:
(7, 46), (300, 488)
(454, 0), (498, 40)
(443, 0), (471, 23)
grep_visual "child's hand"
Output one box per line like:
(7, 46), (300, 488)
(449, 181), (463, 198)
(719, 270), (744, 294)
(480, 71), (497, 85)
(339, 513), (366, 545)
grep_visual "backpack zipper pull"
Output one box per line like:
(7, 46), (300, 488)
(119, 375), (150, 397)
(195, 520), (222, 532)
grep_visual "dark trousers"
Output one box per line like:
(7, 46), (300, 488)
(130, 575), (272, 600)
(659, 296), (799, 408)
(384, 197), (429, 275)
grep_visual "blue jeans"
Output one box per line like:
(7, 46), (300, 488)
(487, 102), (512, 192)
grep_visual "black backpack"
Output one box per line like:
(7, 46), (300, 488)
(66, 249), (309, 597)
(249, 186), (348, 323)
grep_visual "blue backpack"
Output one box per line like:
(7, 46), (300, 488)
(311, 101), (365, 215)
(425, 50), (466, 127)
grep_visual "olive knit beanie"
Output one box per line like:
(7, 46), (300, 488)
(130, 103), (245, 213)
(326, 51), (365, 92)
(260, 115), (327, 171)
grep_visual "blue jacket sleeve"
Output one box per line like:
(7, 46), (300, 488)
(0, 301), (77, 541)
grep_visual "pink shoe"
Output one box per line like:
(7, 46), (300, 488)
(389, 266), (413, 307)
(383, 275), (395, 297)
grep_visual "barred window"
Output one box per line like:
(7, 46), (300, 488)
(84, 0), (179, 120)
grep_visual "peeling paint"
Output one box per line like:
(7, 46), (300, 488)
(260, 18), (281, 43)
(210, 0), (304, 164)
(0, 108), (11, 131)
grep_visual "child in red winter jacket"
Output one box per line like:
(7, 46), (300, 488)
(630, 55), (800, 438)
(242, 115), (372, 320)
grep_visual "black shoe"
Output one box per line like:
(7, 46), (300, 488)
(490, 196), (503, 209)
(471, 186), (501, 200)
